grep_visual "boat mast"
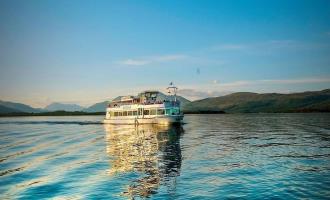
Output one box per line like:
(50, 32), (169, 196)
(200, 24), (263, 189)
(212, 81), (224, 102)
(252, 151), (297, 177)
(167, 82), (178, 102)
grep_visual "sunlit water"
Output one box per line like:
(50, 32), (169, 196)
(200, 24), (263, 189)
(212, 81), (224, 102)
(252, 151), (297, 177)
(1, 114), (330, 199)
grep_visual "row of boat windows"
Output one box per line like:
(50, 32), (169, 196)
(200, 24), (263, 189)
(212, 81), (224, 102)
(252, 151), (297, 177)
(109, 108), (180, 117)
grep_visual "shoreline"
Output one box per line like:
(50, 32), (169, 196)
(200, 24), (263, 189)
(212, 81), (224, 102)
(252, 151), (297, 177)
(1, 111), (330, 117)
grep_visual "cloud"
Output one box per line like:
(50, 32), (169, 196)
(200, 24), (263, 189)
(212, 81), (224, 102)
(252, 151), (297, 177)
(219, 80), (253, 87)
(117, 54), (187, 66)
(212, 80), (219, 84)
(259, 77), (330, 84)
(209, 40), (322, 54)
(154, 54), (187, 61)
(210, 44), (246, 51)
(118, 59), (151, 66)
(266, 40), (297, 47)
(178, 89), (231, 100)
(116, 39), (326, 67)
(259, 40), (314, 52)
(216, 77), (330, 88)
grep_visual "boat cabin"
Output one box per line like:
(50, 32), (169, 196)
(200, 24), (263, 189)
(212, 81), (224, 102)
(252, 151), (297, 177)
(139, 91), (162, 104)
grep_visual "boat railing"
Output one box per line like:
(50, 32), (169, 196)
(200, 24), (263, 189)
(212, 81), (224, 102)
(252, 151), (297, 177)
(108, 100), (180, 108)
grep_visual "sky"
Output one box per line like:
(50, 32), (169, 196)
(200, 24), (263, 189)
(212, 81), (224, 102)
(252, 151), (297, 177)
(0, 0), (330, 107)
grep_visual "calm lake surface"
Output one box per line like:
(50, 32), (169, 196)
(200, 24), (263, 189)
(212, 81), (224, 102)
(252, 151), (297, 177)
(1, 114), (330, 199)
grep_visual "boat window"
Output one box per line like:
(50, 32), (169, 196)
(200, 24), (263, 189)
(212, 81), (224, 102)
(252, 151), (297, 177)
(143, 110), (149, 115)
(150, 109), (156, 115)
(165, 108), (180, 115)
(157, 109), (165, 115)
(123, 111), (127, 116)
(118, 112), (122, 116)
(114, 112), (118, 117)
(133, 110), (138, 116)
(173, 108), (180, 115)
(128, 111), (132, 116)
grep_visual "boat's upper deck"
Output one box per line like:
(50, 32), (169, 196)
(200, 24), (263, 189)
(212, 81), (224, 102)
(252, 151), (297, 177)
(108, 91), (180, 108)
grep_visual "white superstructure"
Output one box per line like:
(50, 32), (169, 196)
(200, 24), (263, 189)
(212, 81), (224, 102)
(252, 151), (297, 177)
(103, 84), (184, 125)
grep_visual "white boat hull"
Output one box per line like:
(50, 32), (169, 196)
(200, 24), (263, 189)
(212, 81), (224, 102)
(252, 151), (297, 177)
(103, 115), (183, 125)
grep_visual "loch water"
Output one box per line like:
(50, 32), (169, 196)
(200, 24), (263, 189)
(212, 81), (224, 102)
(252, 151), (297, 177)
(0, 114), (330, 199)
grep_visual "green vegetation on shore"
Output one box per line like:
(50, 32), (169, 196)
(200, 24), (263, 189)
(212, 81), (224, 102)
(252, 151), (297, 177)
(182, 89), (330, 113)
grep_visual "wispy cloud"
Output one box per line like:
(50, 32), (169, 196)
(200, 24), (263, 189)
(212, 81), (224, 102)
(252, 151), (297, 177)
(154, 54), (186, 61)
(178, 89), (231, 100)
(209, 40), (325, 54)
(257, 40), (318, 52)
(213, 78), (330, 88)
(217, 77), (330, 88)
(118, 59), (151, 66)
(212, 80), (219, 84)
(116, 39), (327, 67)
(265, 40), (298, 47)
(259, 77), (330, 84)
(210, 44), (247, 51)
(117, 54), (187, 66)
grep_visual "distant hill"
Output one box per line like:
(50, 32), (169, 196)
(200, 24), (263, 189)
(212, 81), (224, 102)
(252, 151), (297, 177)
(0, 105), (21, 114)
(83, 101), (110, 112)
(45, 103), (85, 112)
(0, 100), (43, 113)
(182, 89), (330, 113)
(156, 92), (191, 107)
(176, 96), (191, 107)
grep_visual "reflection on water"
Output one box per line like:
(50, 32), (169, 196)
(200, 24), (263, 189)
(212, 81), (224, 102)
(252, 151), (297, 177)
(104, 124), (183, 199)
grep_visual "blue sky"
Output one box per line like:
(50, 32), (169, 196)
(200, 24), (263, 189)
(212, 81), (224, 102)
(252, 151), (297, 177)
(0, 0), (330, 107)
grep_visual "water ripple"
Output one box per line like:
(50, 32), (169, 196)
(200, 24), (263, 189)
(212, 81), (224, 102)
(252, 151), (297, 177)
(0, 114), (330, 199)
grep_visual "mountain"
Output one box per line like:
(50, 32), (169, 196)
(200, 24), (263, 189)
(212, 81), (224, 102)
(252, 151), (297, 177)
(83, 101), (110, 112)
(182, 89), (330, 113)
(176, 96), (191, 107)
(0, 100), (43, 113)
(0, 105), (21, 114)
(45, 103), (85, 112)
(156, 92), (191, 106)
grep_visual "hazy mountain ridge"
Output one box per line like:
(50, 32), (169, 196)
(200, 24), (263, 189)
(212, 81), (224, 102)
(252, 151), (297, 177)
(0, 100), (44, 113)
(44, 103), (85, 112)
(182, 89), (330, 113)
(83, 101), (109, 112)
(0, 105), (21, 113)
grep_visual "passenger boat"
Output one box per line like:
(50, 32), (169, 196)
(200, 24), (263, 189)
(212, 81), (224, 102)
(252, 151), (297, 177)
(103, 84), (184, 125)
